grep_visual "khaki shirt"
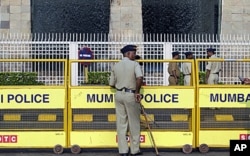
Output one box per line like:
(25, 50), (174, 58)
(109, 57), (143, 90)
(168, 62), (180, 77)
(206, 55), (221, 73)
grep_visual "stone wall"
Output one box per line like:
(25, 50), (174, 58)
(0, 0), (31, 34)
(1, 0), (250, 35)
(220, 0), (250, 83)
(221, 0), (250, 34)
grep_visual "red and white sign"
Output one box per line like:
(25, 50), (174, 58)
(240, 134), (247, 140)
(247, 134), (250, 140)
(139, 135), (145, 143)
(0, 135), (18, 143)
(116, 135), (145, 143)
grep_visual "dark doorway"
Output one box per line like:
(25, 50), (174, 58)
(142, 0), (220, 40)
(31, 0), (110, 40)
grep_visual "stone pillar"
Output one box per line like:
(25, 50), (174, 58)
(109, 0), (143, 42)
(221, 0), (250, 34)
(0, 0), (31, 34)
(220, 0), (250, 83)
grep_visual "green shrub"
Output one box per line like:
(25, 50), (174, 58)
(0, 72), (44, 85)
(178, 72), (184, 85)
(199, 71), (206, 84)
(179, 71), (206, 85)
(86, 71), (220, 86)
(87, 72), (111, 85)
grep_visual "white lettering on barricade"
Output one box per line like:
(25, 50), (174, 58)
(0, 94), (50, 103)
(116, 135), (145, 143)
(210, 93), (250, 103)
(0, 135), (17, 143)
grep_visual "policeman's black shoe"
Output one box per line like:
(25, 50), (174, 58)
(119, 153), (129, 156)
(130, 151), (143, 156)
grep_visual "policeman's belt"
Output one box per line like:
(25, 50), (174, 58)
(212, 72), (219, 74)
(116, 87), (135, 93)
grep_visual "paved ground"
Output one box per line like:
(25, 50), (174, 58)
(0, 149), (229, 156)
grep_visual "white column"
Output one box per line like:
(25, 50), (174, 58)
(163, 43), (173, 86)
(69, 42), (78, 86)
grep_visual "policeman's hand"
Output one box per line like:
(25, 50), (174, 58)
(244, 78), (250, 84)
(135, 93), (142, 102)
(205, 78), (208, 84)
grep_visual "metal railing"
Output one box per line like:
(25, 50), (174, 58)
(0, 59), (67, 86)
(1, 33), (250, 85)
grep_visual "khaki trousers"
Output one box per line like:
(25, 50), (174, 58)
(115, 91), (141, 154)
(168, 76), (178, 85)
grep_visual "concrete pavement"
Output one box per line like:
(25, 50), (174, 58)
(0, 149), (229, 156)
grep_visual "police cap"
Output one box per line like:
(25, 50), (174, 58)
(184, 51), (193, 57)
(207, 48), (216, 53)
(172, 51), (180, 57)
(121, 45), (137, 54)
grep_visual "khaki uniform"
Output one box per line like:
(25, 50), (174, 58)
(182, 62), (192, 86)
(109, 57), (143, 154)
(206, 55), (221, 84)
(168, 62), (180, 85)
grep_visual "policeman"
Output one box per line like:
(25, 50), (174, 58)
(183, 52), (193, 86)
(168, 51), (180, 85)
(205, 48), (221, 84)
(109, 45), (143, 156)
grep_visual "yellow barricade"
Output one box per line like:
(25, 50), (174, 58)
(195, 59), (250, 153)
(68, 59), (196, 154)
(0, 59), (68, 154)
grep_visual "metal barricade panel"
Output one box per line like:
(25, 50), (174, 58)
(69, 59), (196, 149)
(0, 109), (63, 130)
(0, 59), (67, 149)
(196, 59), (250, 149)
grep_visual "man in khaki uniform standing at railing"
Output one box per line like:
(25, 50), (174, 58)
(109, 45), (143, 156)
(205, 48), (221, 84)
(168, 51), (180, 85)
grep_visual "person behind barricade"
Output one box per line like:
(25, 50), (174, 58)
(242, 78), (250, 85)
(183, 51), (193, 86)
(168, 51), (180, 86)
(134, 55), (143, 74)
(109, 45), (143, 156)
(135, 55), (143, 66)
(134, 55), (146, 86)
(205, 48), (221, 84)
